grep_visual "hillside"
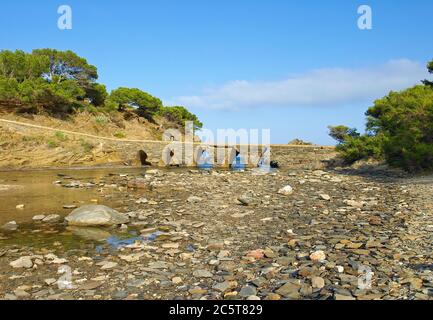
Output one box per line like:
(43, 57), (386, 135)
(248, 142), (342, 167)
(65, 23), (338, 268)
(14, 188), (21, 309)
(0, 110), (185, 168)
(0, 48), (203, 169)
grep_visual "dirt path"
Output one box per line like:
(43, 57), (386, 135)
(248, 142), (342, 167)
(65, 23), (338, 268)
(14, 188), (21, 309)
(0, 118), (165, 144)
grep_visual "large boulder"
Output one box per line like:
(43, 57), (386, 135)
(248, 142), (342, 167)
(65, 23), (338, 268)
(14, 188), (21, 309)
(65, 205), (129, 227)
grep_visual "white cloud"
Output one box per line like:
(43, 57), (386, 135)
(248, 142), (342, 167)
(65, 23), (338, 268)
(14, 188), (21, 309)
(168, 59), (428, 110)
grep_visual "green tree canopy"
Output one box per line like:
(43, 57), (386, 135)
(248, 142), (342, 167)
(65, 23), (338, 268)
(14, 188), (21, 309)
(109, 87), (163, 118)
(159, 106), (203, 129)
(0, 48), (202, 129)
(423, 59), (433, 86)
(32, 49), (98, 84)
(327, 125), (360, 144)
(0, 50), (48, 82)
(365, 85), (433, 171)
(84, 83), (108, 106)
(329, 60), (433, 171)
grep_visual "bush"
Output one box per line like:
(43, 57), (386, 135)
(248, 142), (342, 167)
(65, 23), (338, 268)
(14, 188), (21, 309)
(80, 139), (94, 152)
(113, 131), (126, 139)
(95, 115), (108, 125)
(336, 134), (384, 164)
(329, 84), (433, 171)
(366, 85), (433, 171)
(54, 131), (68, 141)
(47, 140), (59, 148)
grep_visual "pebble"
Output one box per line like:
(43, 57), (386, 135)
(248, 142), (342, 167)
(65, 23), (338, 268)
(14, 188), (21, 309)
(239, 286), (257, 297)
(278, 185), (293, 195)
(310, 250), (326, 263)
(311, 276), (325, 289)
(187, 196), (203, 203)
(193, 269), (213, 278)
(62, 204), (77, 209)
(172, 277), (183, 284)
(319, 194), (331, 201)
(99, 261), (118, 270)
(1, 167), (432, 301)
(42, 214), (61, 223)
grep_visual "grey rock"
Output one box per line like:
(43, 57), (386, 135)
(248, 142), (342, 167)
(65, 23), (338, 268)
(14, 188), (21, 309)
(10, 256), (33, 269)
(65, 205), (129, 226)
(1, 221), (18, 232)
(193, 269), (213, 278)
(43, 214), (61, 223)
(275, 281), (301, 299)
(239, 286), (257, 297)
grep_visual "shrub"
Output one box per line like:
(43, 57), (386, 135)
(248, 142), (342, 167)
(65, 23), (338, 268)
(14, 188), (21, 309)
(329, 84), (433, 171)
(94, 115), (108, 125)
(113, 131), (126, 139)
(54, 131), (68, 141)
(335, 134), (384, 164)
(47, 140), (59, 148)
(80, 139), (94, 152)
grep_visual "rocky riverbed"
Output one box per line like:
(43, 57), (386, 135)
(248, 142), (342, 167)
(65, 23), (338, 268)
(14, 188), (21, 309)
(0, 167), (432, 300)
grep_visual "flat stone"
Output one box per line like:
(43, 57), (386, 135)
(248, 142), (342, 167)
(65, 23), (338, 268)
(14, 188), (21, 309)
(14, 289), (30, 297)
(213, 281), (232, 292)
(65, 205), (129, 227)
(189, 287), (207, 295)
(112, 291), (128, 300)
(62, 204), (77, 209)
(98, 261), (118, 270)
(42, 214), (61, 223)
(238, 192), (260, 206)
(265, 293), (281, 300)
(319, 194), (331, 201)
(10, 256), (33, 269)
(275, 281), (301, 298)
(193, 269), (213, 278)
(44, 278), (57, 286)
(187, 196), (203, 203)
(79, 281), (103, 290)
(335, 293), (356, 300)
(311, 276), (325, 289)
(239, 286), (257, 297)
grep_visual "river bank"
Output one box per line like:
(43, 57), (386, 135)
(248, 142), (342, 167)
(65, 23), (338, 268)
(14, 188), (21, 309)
(0, 166), (432, 300)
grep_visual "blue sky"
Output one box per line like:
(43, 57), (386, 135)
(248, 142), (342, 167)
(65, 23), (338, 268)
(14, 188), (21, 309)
(1, 0), (433, 144)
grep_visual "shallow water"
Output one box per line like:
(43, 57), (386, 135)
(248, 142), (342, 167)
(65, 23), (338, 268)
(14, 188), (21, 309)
(0, 166), (260, 225)
(0, 167), (152, 225)
(0, 166), (274, 250)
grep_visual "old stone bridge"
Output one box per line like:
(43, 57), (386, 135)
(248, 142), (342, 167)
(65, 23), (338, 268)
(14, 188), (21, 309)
(0, 118), (337, 169)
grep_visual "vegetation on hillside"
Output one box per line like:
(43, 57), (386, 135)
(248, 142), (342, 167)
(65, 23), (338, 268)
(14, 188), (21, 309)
(0, 49), (202, 129)
(329, 59), (433, 172)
